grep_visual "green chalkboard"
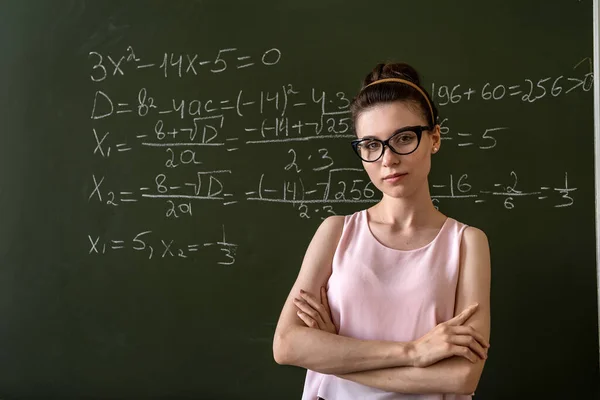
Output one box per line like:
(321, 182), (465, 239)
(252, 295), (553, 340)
(0, 0), (598, 398)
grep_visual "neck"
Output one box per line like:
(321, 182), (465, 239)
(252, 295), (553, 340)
(373, 180), (441, 228)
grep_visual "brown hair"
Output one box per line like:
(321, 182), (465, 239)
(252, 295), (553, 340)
(350, 62), (438, 130)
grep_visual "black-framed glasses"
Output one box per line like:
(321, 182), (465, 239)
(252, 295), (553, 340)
(351, 125), (431, 162)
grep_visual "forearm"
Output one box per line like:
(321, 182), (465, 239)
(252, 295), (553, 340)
(337, 356), (482, 395)
(273, 326), (413, 375)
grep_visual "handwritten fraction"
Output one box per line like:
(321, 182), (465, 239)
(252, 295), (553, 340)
(87, 46), (589, 259)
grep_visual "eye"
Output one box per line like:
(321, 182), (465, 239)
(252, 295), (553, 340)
(392, 132), (417, 145)
(362, 140), (381, 150)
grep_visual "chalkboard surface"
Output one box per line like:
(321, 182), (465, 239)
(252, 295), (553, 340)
(0, 1), (598, 399)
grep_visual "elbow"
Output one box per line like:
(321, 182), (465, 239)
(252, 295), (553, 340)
(456, 362), (484, 395)
(272, 329), (296, 366)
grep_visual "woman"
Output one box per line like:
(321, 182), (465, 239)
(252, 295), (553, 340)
(273, 62), (491, 399)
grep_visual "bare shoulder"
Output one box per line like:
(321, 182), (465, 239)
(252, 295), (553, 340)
(459, 226), (491, 273)
(301, 215), (346, 261)
(303, 215), (346, 261)
(462, 226), (489, 248)
(315, 215), (345, 237)
(455, 225), (491, 327)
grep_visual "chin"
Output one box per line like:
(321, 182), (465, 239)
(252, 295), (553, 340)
(374, 183), (410, 199)
(382, 188), (413, 199)
(379, 180), (424, 199)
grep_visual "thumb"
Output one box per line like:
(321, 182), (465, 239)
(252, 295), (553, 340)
(447, 303), (479, 326)
(320, 286), (331, 312)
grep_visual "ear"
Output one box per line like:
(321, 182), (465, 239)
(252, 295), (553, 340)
(430, 124), (441, 154)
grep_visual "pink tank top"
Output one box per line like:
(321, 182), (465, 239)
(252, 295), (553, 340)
(301, 209), (471, 400)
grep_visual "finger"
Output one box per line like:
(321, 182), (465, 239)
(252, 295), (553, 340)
(451, 345), (478, 363)
(452, 325), (490, 348)
(296, 311), (319, 329)
(320, 286), (331, 313)
(294, 298), (325, 329)
(446, 303), (479, 326)
(300, 289), (327, 318)
(448, 335), (488, 360)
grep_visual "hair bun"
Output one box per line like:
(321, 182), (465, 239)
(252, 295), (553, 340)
(365, 62), (421, 87)
(353, 61), (437, 128)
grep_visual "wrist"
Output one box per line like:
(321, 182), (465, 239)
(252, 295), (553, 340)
(394, 341), (417, 367)
(407, 341), (418, 367)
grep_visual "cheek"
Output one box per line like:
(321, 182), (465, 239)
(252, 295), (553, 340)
(362, 162), (385, 190)
(362, 162), (379, 181)
(410, 151), (432, 178)
(411, 144), (432, 166)
(417, 148), (431, 165)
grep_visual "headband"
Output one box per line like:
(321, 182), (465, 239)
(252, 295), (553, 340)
(363, 78), (435, 125)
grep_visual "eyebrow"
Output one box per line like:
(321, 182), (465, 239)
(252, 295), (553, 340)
(358, 125), (420, 140)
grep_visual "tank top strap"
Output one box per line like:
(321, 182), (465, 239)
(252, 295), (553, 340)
(446, 217), (469, 244)
(333, 210), (366, 259)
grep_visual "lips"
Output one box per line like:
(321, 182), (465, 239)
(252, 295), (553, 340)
(383, 172), (407, 181)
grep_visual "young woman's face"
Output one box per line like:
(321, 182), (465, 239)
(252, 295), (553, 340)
(354, 101), (440, 199)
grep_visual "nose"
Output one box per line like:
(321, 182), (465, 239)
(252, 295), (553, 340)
(381, 145), (400, 167)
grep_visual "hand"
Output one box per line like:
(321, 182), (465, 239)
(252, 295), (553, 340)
(293, 287), (337, 334)
(410, 303), (490, 367)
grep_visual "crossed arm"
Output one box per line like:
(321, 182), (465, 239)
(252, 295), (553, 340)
(272, 216), (491, 395)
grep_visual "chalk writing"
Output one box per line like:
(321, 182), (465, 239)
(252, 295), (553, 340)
(88, 225), (236, 265)
(87, 46), (588, 263)
(89, 46), (281, 82)
(432, 72), (592, 106)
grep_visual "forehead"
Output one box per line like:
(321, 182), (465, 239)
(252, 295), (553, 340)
(355, 101), (427, 139)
